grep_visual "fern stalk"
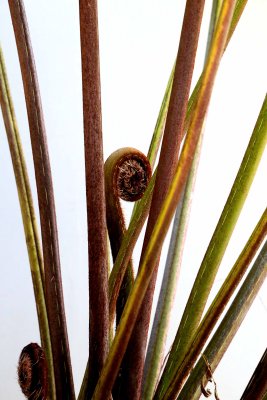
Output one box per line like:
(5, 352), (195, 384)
(177, 240), (267, 400)
(0, 45), (56, 400)
(8, 1), (75, 398)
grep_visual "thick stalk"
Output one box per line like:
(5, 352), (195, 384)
(118, 2), (206, 398)
(8, 1), (75, 398)
(79, 0), (109, 397)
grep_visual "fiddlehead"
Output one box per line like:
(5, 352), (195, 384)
(18, 343), (48, 400)
(105, 147), (152, 325)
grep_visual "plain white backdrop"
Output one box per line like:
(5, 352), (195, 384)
(0, 1), (266, 399)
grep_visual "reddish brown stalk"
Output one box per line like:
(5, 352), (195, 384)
(79, 0), (109, 397)
(8, 1), (75, 398)
(240, 347), (267, 400)
(117, 1), (205, 398)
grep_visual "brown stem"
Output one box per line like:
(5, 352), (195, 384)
(18, 343), (47, 400)
(240, 347), (267, 400)
(118, 1), (205, 398)
(8, 1), (75, 398)
(79, 0), (109, 397)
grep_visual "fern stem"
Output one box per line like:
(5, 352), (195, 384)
(177, 240), (267, 400)
(0, 45), (56, 400)
(8, 1), (75, 398)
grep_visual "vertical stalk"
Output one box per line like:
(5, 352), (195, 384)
(79, 0), (109, 398)
(8, 1), (75, 398)
(118, 2), (206, 398)
(0, 45), (56, 400)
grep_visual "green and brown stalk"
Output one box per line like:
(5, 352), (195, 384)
(8, 1), (75, 398)
(105, 147), (151, 327)
(0, 45), (55, 400)
(118, 1), (206, 397)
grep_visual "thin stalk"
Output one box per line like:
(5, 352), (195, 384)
(146, 66), (174, 169)
(184, 0), (248, 133)
(142, 137), (203, 400)
(176, 240), (267, 400)
(0, 46), (56, 400)
(119, 2), (206, 398)
(92, 0), (233, 396)
(155, 206), (267, 399)
(104, 148), (151, 398)
(205, 0), (223, 62)
(157, 92), (267, 397)
(131, 66), (174, 220)
(8, 1), (75, 398)
(240, 347), (267, 400)
(142, 3), (221, 396)
(79, 0), (109, 398)
(109, 172), (156, 316)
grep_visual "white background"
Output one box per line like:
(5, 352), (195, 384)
(0, 1), (266, 399)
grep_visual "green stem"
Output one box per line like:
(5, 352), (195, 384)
(184, 0), (248, 134)
(108, 0), (248, 335)
(147, 66), (174, 169)
(142, 136), (203, 400)
(0, 45), (56, 400)
(157, 92), (267, 398)
(142, 3), (221, 396)
(176, 240), (267, 400)
(155, 206), (267, 399)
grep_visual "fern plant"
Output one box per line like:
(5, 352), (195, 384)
(0, 1), (266, 399)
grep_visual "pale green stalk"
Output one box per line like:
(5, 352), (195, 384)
(0, 46), (56, 400)
(156, 92), (267, 398)
(155, 206), (267, 399)
(147, 66), (174, 169)
(142, 136), (203, 400)
(177, 240), (267, 400)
